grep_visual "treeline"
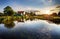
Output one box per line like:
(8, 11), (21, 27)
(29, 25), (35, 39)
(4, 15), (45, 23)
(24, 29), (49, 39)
(0, 6), (60, 17)
(0, 6), (36, 16)
(50, 12), (60, 16)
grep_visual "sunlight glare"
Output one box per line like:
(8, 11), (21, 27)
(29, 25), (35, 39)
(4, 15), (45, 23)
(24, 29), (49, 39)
(45, 10), (50, 14)
(42, 9), (50, 14)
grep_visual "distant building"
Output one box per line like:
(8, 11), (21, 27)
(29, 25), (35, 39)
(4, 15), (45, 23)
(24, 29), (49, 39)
(25, 10), (40, 15)
(29, 10), (40, 15)
(33, 11), (40, 15)
(18, 11), (25, 15)
(17, 10), (40, 16)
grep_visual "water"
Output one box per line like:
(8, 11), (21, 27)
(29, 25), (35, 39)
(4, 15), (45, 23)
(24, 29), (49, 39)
(0, 19), (60, 39)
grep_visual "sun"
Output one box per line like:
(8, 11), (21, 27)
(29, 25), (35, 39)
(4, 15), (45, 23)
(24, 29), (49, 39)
(42, 9), (50, 14)
(45, 10), (50, 14)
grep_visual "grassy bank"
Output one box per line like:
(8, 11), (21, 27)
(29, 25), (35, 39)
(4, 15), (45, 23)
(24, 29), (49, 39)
(0, 15), (60, 24)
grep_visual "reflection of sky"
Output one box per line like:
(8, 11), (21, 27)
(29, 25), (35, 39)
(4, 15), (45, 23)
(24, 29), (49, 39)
(0, 0), (60, 12)
(0, 20), (60, 38)
(0, 20), (60, 34)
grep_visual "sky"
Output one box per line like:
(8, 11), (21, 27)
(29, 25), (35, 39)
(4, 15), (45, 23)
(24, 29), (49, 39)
(0, 0), (60, 13)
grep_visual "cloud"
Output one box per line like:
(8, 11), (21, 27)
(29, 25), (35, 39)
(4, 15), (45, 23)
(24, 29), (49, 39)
(50, 5), (60, 13)
(11, 3), (40, 11)
(41, 0), (52, 6)
(47, 0), (52, 2)
(56, 6), (60, 8)
(26, 0), (53, 7)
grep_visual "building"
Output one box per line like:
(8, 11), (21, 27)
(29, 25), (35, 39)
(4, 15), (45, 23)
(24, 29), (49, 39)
(17, 10), (40, 16)
(33, 10), (40, 15)
(18, 11), (25, 15)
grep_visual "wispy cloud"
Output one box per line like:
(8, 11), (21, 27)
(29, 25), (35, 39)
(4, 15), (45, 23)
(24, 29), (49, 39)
(41, 0), (53, 6)
(11, 3), (40, 11)
(0, 0), (60, 12)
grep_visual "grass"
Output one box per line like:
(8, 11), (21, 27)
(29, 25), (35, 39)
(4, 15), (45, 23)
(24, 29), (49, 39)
(0, 15), (60, 24)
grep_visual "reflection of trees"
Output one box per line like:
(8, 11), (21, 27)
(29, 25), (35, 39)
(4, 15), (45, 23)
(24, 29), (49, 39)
(0, 18), (4, 24)
(4, 21), (15, 28)
(3, 18), (15, 28)
(0, 19), (2, 24)
(0, 20), (2, 24)
(17, 19), (24, 22)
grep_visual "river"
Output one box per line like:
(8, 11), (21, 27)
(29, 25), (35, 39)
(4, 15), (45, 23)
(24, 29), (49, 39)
(0, 19), (60, 39)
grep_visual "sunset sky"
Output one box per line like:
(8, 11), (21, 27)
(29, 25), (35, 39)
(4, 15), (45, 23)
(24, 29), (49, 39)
(0, 0), (60, 14)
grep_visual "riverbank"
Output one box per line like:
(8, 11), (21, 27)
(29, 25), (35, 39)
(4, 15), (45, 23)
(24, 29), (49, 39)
(0, 15), (60, 24)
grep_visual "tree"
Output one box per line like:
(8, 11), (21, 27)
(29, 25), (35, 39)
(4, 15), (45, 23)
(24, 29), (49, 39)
(58, 11), (60, 16)
(4, 6), (14, 16)
(50, 13), (57, 16)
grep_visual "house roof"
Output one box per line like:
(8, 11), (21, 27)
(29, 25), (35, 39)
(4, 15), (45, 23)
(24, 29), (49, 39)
(18, 11), (24, 13)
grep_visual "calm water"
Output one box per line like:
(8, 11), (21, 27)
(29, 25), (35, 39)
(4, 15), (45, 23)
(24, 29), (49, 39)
(0, 19), (60, 39)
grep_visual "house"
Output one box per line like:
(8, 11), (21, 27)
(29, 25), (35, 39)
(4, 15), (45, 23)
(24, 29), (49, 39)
(33, 11), (40, 15)
(28, 10), (40, 15)
(25, 10), (40, 15)
(18, 11), (25, 15)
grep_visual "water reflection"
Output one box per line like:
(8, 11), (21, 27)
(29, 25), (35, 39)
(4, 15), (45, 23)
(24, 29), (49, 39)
(0, 18), (35, 29)
(4, 22), (15, 28)
(17, 18), (35, 22)
(48, 19), (60, 24)
(0, 19), (60, 39)
(0, 18), (60, 29)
